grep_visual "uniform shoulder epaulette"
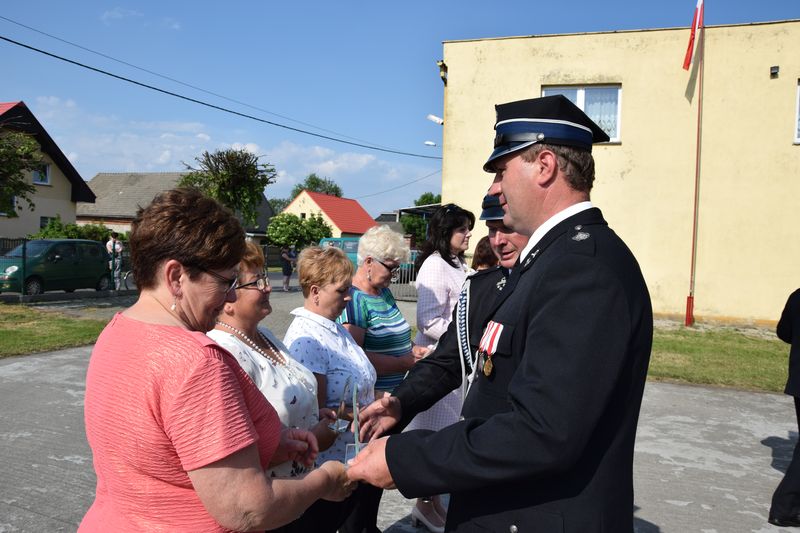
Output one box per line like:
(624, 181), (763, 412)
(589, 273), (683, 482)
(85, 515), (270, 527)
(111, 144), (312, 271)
(567, 224), (596, 255)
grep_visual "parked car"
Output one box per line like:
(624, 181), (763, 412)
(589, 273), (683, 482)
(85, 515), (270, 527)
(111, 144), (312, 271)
(319, 237), (360, 266)
(0, 239), (112, 295)
(318, 237), (418, 283)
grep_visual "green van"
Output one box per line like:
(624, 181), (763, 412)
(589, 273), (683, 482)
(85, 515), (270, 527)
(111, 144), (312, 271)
(319, 237), (360, 266)
(0, 239), (112, 295)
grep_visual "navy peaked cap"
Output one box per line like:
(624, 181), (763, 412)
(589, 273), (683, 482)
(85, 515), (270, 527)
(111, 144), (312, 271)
(484, 94), (610, 172)
(479, 194), (504, 221)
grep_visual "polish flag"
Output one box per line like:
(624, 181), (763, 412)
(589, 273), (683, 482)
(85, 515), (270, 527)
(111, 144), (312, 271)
(683, 0), (704, 70)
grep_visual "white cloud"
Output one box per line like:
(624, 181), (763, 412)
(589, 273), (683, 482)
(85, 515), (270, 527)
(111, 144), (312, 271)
(162, 17), (181, 30)
(101, 8), (143, 24)
(196, 133), (211, 142)
(230, 142), (262, 155)
(155, 150), (172, 164)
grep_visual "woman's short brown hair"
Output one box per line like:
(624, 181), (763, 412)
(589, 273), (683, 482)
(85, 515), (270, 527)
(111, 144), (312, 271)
(239, 241), (266, 278)
(130, 188), (245, 290)
(470, 235), (498, 270)
(297, 246), (355, 297)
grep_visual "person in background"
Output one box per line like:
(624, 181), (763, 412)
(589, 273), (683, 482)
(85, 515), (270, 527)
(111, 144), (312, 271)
(337, 225), (428, 532)
(769, 288), (800, 527)
(106, 231), (124, 290)
(469, 235), (498, 271)
(405, 203), (475, 532)
(280, 245), (296, 292)
(348, 95), (653, 533)
(80, 189), (352, 533)
(283, 246), (378, 533)
(208, 240), (347, 532)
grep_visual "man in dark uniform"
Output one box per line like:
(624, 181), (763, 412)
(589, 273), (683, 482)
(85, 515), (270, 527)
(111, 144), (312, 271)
(349, 95), (653, 533)
(769, 288), (800, 527)
(357, 195), (529, 441)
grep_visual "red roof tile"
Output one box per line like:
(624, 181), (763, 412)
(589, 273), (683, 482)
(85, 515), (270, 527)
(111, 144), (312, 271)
(300, 191), (376, 234)
(0, 101), (23, 116)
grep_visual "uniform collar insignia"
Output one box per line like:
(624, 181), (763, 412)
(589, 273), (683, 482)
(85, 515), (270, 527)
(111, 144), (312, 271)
(572, 231), (590, 241)
(496, 276), (507, 291)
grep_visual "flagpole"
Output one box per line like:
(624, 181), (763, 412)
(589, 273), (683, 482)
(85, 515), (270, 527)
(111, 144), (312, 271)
(685, 14), (705, 327)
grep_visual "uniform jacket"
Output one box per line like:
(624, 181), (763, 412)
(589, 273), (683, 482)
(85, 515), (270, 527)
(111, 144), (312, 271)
(393, 266), (509, 429)
(387, 208), (653, 533)
(779, 289), (800, 397)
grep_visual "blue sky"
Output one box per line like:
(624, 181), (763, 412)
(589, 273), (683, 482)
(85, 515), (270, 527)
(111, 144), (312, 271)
(1, 1), (797, 216)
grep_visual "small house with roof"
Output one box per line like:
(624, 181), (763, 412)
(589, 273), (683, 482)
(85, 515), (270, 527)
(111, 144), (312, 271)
(282, 190), (376, 238)
(0, 101), (95, 238)
(77, 172), (274, 237)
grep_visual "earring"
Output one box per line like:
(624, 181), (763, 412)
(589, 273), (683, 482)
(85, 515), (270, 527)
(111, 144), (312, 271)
(367, 268), (372, 282)
(170, 297), (177, 311)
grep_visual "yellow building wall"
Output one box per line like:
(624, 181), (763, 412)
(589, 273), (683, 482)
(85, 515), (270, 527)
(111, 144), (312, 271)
(441, 21), (800, 324)
(0, 155), (77, 238)
(282, 191), (343, 238)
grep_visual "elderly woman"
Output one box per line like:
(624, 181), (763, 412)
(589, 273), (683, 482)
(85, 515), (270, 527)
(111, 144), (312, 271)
(406, 203), (475, 532)
(339, 225), (426, 397)
(283, 246), (379, 533)
(208, 241), (348, 533)
(80, 189), (351, 533)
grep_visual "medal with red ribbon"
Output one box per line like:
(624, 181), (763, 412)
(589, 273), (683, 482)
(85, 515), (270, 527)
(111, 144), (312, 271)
(477, 320), (503, 376)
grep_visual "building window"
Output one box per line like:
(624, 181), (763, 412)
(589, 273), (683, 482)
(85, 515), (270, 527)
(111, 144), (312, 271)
(542, 85), (621, 142)
(300, 213), (306, 220)
(32, 164), (51, 185)
(39, 216), (55, 228)
(0, 196), (15, 217)
(795, 80), (800, 143)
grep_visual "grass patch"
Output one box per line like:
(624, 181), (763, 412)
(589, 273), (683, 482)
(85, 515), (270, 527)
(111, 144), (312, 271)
(0, 304), (107, 358)
(649, 327), (788, 392)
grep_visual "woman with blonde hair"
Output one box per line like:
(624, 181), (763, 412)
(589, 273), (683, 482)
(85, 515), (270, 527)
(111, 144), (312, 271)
(283, 246), (380, 533)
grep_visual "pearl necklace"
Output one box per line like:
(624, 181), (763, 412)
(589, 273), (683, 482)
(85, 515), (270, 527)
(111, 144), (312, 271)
(215, 321), (316, 396)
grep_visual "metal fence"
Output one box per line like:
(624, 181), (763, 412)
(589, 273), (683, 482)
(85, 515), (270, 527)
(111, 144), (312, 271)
(0, 237), (26, 256)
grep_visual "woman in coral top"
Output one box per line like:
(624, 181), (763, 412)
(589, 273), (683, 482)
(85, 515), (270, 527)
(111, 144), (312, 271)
(80, 189), (353, 533)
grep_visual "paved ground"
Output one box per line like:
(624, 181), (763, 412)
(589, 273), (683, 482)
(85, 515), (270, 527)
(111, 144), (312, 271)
(1, 284), (798, 532)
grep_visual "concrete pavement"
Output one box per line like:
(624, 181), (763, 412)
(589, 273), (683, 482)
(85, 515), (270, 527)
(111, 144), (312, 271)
(1, 288), (797, 532)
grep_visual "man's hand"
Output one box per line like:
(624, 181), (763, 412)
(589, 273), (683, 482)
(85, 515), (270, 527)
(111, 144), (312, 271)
(270, 427), (319, 468)
(346, 437), (396, 489)
(358, 396), (402, 442)
(412, 344), (430, 361)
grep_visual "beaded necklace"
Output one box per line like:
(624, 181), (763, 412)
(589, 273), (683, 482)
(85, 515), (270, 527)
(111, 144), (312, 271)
(215, 320), (316, 396)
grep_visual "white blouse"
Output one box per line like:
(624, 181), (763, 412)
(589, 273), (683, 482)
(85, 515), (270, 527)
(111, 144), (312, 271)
(283, 307), (376, 464)
(207, 326), (318, 478)
(414, 252), (470, 348)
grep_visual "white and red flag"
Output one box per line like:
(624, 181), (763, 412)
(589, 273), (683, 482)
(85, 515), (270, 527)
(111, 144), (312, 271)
(683, 0), (704, 70)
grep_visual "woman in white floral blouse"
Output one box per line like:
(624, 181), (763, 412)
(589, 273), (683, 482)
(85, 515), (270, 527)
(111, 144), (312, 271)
(284, 246), (379, 533)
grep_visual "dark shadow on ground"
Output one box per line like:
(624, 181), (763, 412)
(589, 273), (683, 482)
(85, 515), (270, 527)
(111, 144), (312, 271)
(634, 505), (661, 532)
(762, 431), (797, 474)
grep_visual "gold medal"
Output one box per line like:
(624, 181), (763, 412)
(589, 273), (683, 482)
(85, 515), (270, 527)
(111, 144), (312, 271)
(483, 356), (493, 377)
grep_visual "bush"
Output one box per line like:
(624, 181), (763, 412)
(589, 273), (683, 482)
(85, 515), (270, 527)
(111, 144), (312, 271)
(28, 216), (124, 242)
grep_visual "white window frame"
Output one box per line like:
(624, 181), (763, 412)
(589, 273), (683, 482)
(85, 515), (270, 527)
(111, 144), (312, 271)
(39, 216), (56, 228)
(795, 80), (800, 144)
(32, 164), (51, 185)
(541, 85), (622, 142)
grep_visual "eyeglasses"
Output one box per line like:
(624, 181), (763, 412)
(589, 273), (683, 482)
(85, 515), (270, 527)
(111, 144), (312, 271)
(237, 274), (270, 291)
(374, 258), (400, 275)
(194, 265), (239, 293)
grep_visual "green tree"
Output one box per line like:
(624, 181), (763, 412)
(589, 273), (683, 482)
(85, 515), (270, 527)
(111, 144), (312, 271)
(266, 213), (305, 247)
(29, 216), (82, 239)
(290, 173), (342, 199)
(268, 197), (291, 214)
(400, 192), (442, 246)
(301, 214), (333, 246)
(179, 148), (277, 226)
(0, 129), (45, 216)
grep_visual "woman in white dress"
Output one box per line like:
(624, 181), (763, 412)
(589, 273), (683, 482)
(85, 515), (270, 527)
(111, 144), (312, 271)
(407, 203), (475, 532)
(208, 241), (345, 533)
(283, 246), (380, 533)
